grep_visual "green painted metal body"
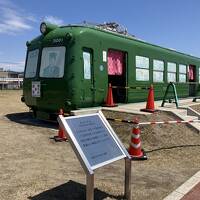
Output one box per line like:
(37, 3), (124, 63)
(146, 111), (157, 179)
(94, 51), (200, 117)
(22, 24), (200, 119)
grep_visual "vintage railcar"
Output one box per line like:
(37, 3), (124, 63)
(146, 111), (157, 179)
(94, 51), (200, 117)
(22, 22), (200, 119)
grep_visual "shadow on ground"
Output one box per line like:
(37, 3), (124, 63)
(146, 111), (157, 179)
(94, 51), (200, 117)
(6, 112), (57, 129)
(28, 180), (124, 200)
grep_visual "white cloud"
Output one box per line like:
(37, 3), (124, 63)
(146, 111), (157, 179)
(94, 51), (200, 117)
(0, 1), (64, 34)
(43, 16), (64, 26)
(0, 61), (25, 72)
(0, 0), (36, 34)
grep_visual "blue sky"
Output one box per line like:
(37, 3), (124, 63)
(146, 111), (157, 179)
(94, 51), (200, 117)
(0, 0), (200, 71)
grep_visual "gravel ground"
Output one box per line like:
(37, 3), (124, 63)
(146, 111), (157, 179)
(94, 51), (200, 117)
(0, 90), (200, 200)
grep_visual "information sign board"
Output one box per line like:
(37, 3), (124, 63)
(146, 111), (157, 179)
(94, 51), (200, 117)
(58, 111), (130, 174)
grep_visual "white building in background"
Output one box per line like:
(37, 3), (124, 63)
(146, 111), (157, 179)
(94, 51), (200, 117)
(0, 68), (23, 89)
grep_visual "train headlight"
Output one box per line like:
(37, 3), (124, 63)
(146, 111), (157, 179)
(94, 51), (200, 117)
(40, 22), (58, 35)
(40, 22), (47, 34)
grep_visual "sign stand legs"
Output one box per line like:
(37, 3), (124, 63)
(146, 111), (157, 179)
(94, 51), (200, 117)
(86, 173), (94, 200)
(125, 158), (132, 200)
(86, 160), (131, 200)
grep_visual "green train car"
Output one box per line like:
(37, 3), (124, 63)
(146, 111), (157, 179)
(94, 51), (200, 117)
(22, 22), (200, 119)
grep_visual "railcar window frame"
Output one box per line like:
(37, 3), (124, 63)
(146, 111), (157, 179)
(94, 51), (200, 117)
(179, 64), (187, 83)
(135, 55), (149, 81)
(24, 49), (39, 78)
(153, 59), (164, 82)
(39, 46), (66, 78)
(82, 49), (92, 80)
(167, 62), (176, 82)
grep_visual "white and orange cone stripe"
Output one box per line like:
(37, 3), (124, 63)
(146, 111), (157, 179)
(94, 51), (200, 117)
(129, 123), (143, 158)
(54, 108), (68, 142)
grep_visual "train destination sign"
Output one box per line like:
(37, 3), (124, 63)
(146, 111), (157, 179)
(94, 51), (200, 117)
(58, 111), (130, 174)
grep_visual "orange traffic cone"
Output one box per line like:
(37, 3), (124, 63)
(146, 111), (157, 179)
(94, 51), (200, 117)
(54, 108), (68, 142)
(104, 83), (117, 107)
(128, 119), (147, 160)
(141, 84), (156, 113)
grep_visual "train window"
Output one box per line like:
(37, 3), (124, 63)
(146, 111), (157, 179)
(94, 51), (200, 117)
(153, 60), (164, 82)
(179, 64), (187, 82)
(39, 46), (65, 78)
(25, 49), (39, 78)
(83, 51), (91, 79)
(167, 62), (176, 82)
(136, 56), (149, 81)
(108, 50), (124, 75)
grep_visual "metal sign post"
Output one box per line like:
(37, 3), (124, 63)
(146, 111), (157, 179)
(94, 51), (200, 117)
(86, 173), (94, 200)
(125, 158), (132, 200)
(58, 111), (132, 200)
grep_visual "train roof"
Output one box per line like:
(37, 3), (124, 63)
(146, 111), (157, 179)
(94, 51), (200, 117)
(29, 22), (200, 61)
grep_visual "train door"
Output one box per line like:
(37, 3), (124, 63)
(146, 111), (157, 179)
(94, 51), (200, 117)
(188, 65), (196, 96)
(38, 46), (67, 112)
(107, 49), (127, 103)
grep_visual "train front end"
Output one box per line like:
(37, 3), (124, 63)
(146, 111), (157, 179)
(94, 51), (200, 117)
(22, 22), (75, 120)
